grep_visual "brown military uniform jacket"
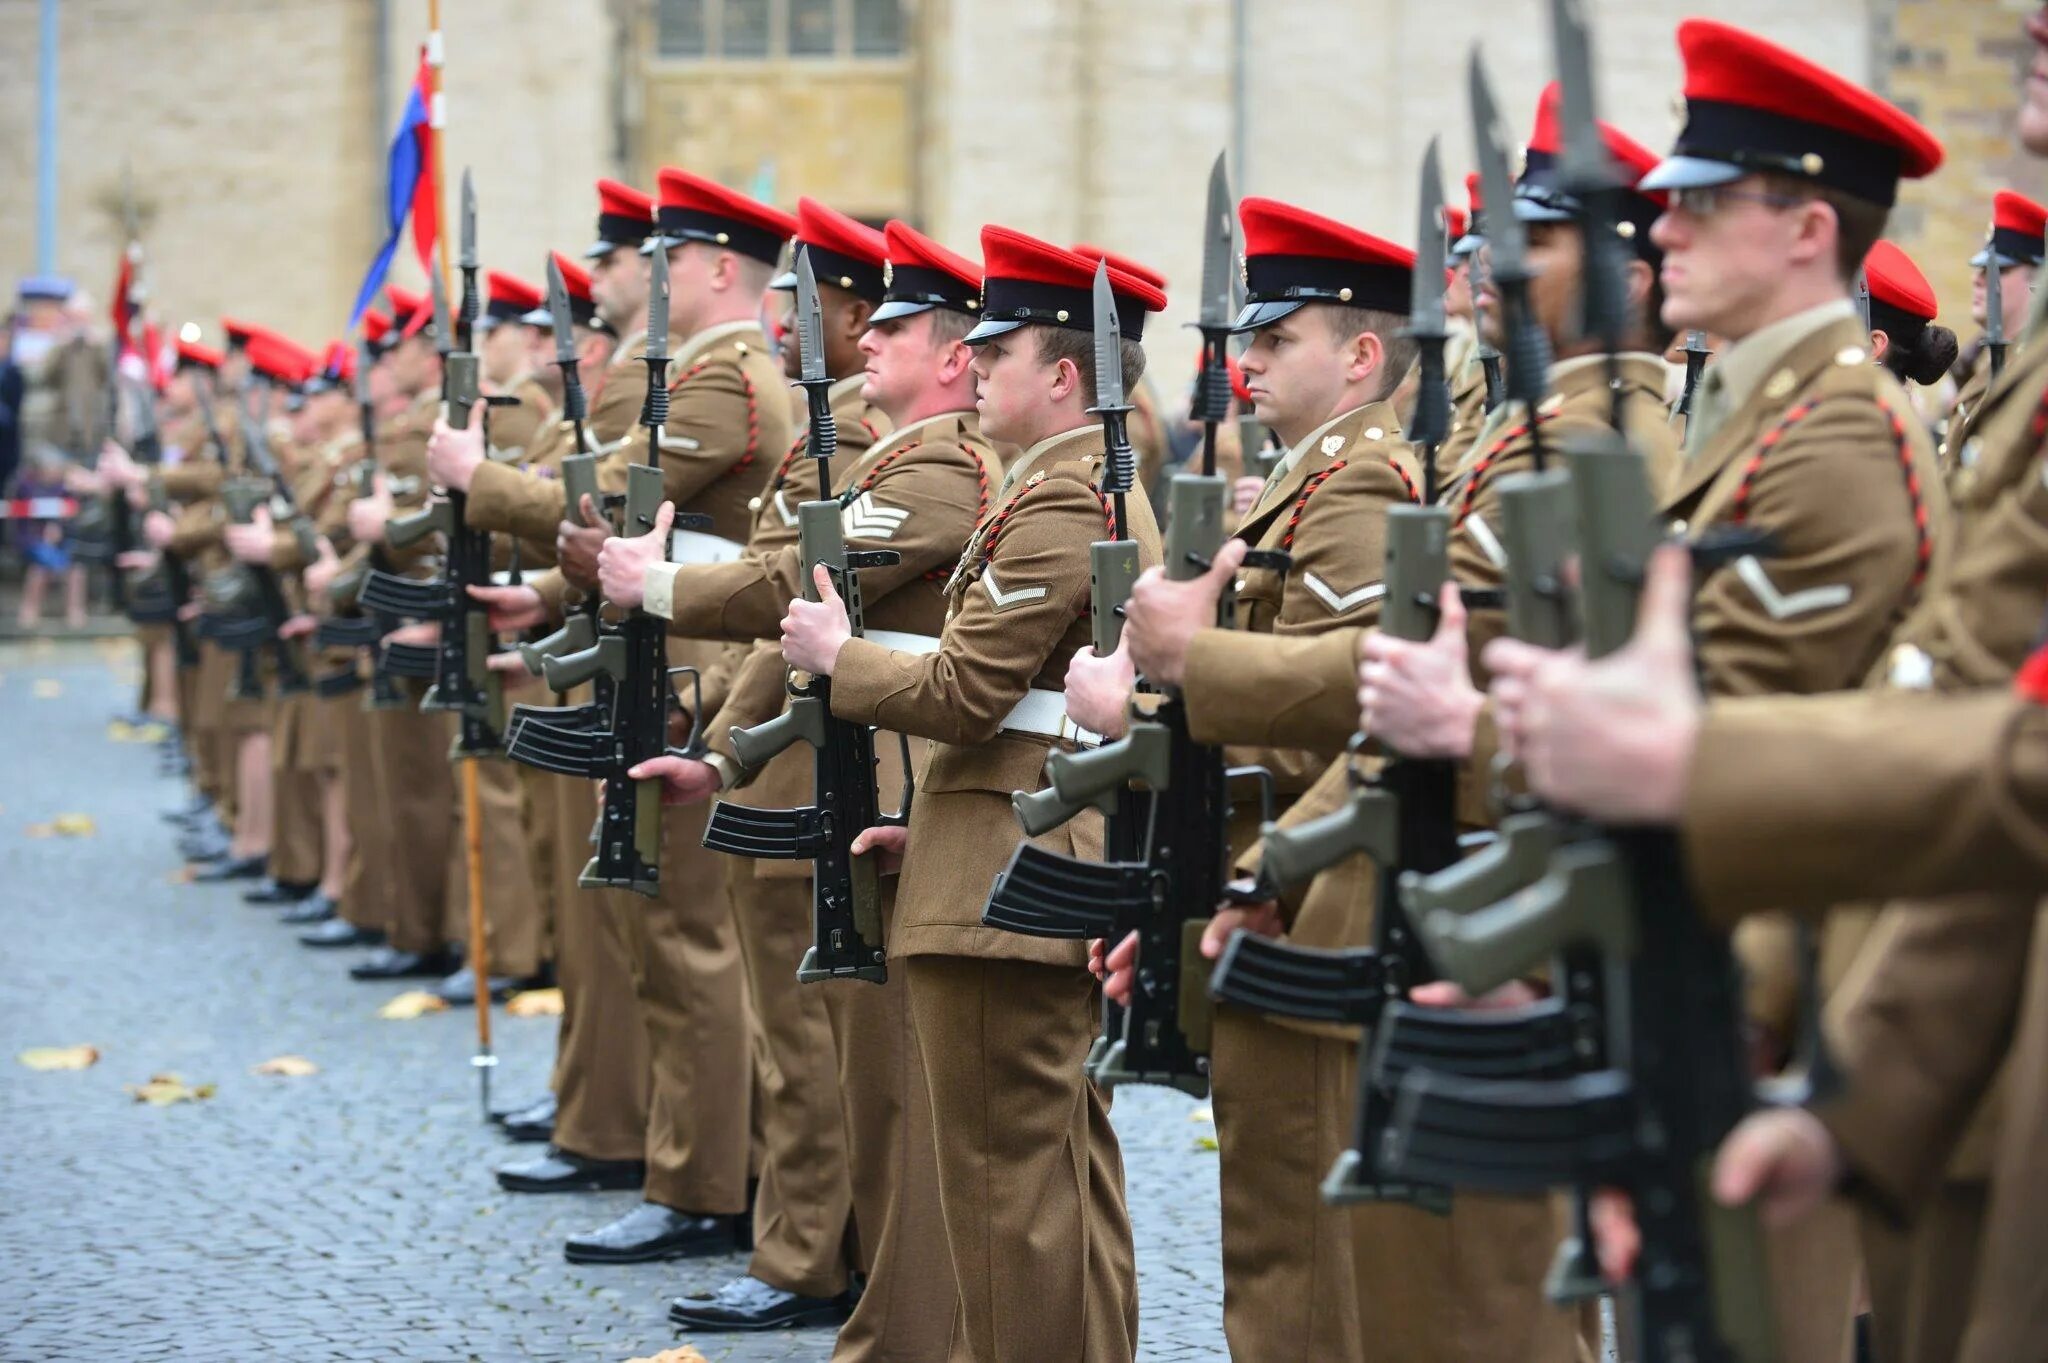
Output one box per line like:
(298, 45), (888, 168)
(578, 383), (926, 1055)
(1938, 345), (1994, 486)
(467, 336), (647, 546)
(827, 424), (1163, 965)
(486, 374), (555, 463)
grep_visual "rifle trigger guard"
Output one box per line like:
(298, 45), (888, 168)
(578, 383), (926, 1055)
(664, 664), (709, 759)
(1237, 549), (1291, 574)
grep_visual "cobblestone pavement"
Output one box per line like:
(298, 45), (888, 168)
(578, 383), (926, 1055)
(0, 640), (1226, 1362)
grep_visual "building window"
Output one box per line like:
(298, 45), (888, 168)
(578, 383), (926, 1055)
(655, 0), (907, 61)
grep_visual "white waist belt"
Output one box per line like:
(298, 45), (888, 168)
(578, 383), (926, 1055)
(862, 629), (943, 655)
(668, 528), (746, 566)
(999, 687), (1102, 746)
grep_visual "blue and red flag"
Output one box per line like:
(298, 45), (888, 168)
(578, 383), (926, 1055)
(346, 51), (440, 332)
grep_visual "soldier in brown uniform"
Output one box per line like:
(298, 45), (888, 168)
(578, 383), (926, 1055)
(1102, 194), (1578, 1363)
(772, 225), (1160, 1363)
(1941, 190), (2043, 486)
(585, 196), (891, 1331)
(455, 185), (656, 1178)
(602, 215), (992, 1351)
(469, 167), (792, 1261)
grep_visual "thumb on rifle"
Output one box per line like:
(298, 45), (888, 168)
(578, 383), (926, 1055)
(1632, 543), (1693, 664)
(577, 492), (600, 528)
(465, 395), (484, 431)
(1433, 581), (1467, 648)
(649, 500), (675, 542)
(811, 561), (843, 605)
(1207, 536), (1249, 588)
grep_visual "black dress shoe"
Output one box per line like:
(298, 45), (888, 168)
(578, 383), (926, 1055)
(348, 946), (458, 980)
(496, 1146), (644, 1195)
(162, 796), (213, 824)
(194, 853), (268, 882)
(435, 965), (549, 1007)
(562, 1200), (742, 1265)
(279, 893), (339, 926)
(179, 831), (232, 863)
(491, 1092), (554, 1125)
(243, 878), (316, 905)
(300, 918), (382, 949)
(669, 1275), (850, 1332)
(498, 1093), (558, 1143)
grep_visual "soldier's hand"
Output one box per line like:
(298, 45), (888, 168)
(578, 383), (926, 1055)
(143, 509), (176, 548)
(850, 824), (908, 876)
(1484, 544), (1698, 821)
(1101, 930), (1141, 1006)
(597, 501), (672, 609)
(1063, 640), (1136, 740)
(1126, 538), (1245, 686)
(556, 496), (608, 590)
(303, 537), (340, 602)
(347, 474), (394, 545)
(1359, 583), (1483, 757)
(781, 564), (852, 676)
(1197, 900), (1286, 968)
(426, 397), (486, 493)
(1231, 475), (1264, 516)
(98, 440), (138, 487)
(115, 549), (158, 572)
(64, 463), (105, 497)
(1407, 979), (1543, 1010)
(1712, 1107), (1844, 1227)
(627, 754), (723, 806)
(467, 583), (547, 632)
(224, 506), (276, 565)
(386, 619), (440, 647)
(278, 613), (318, 640)
(486, 650), (529, 674)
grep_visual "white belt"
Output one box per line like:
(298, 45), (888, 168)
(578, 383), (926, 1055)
(668, 528), (745, 566)
(863, 629), (943, 655)
(999, 687), (1102, 746)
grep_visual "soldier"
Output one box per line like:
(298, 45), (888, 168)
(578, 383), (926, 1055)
(1865, 241), (1960, 391)
(475, 269), (555, 461)
(1942, 189), (2044, 483)
(469, 166), (792, 1262)
(1098, 194), (1578, 1363)
(772, 225), (1162, 1362)
(599, 214), (996, 1351)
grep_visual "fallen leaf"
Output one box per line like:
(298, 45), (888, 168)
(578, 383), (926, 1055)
(106, 720), (170, 744)
(1193, 1135), (1219, 1153)
(18, 1044), (100, 1071)
(377, 990), (448, 1021)
(251, 1055), (319, 1077)
(51, 813), (95, 836)
(505, 987), (564, 1018)
(125, 1073), (216, 1105)
(621, 1347), (711, 1363)
(32, 679), (61, 698)
(1187, 1107), (1213, 1124)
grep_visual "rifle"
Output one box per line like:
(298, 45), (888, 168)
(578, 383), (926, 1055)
(1672, 331), (1713, 429)
(211, 371), (313, 699)
(1191, 152), (1235, 479)
(312, 343), (408, 710)
(1985, 237), (2008, 383)
(511, 239), (709, 896)
(700, 246), (909, 983)
(1471, 52), (1555, 471)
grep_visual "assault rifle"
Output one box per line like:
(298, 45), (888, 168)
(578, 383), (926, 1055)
(506, 239), (708, 896)
(695, 247), (904, 979)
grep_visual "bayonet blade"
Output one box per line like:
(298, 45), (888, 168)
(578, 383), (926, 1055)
(430, 271), (453, 355)
(794, 245), (827, 386)
(1986, 246), (2006, 347)
(460, 169), (478, 272)
(1411, 138), (1449, 340)
(1199, 151), (1235, 332)
(355, 340), (374, 407)
(647, 241), (671, 363)
(1551, 0), (1608, 189)
(1091, 261), (1125, 412)
(1469, 51), (1527, 282)
(546, 256), (577, 366)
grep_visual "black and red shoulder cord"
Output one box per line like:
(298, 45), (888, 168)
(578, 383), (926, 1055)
(664, 356), (761, 480)
(1280, 457), (1420, 552)
(1452, 413), (1557, 528)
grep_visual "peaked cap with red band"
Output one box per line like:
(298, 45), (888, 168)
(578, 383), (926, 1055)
(1230, 197), (1415, 333)
(482, 271), (545, 328)
(1641, 19), (1943, 208)
(873, 220), (982, 323)
(1443, 204), (1469, 247)
(1864, 239), (1939, 358)
(769, 198), (889, 303)
(520, 251), (609, 333)
(361, 308), (396, 356)
(1071, 244), (1169, 292)
(175, 337), (223, 373)
(588, 178), (654, 259)
(304, 340), (357, 395)
(646, 168), (798, 265)
(1516, 82), (1668, 264)
(385, 285), (435, 340)
(221, 317), (262, 352)
(964, 225), (1168, 345)
(1453, 172), (1487, 257)
(1972, 190), (2048, 269)
(246, 332), (318, 388)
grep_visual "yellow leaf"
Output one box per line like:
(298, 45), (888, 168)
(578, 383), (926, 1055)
(621, 1348), (711, 1363)
(251, 1055), (320, 1077)
(1193, 1134), (1219, 1152)
(106, 720), (169, 744)
(50, 813), (95, 836)
(125, 1073), (216, 1105)
(18, 1044), (100, 1071)
(505, 987), (564, 1018)
(377, 990), (448, 1021)
(32, 679), (61, 698)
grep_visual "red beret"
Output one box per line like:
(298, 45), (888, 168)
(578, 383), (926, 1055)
(1233, 197), (1414, 329)
(246, 331), (318, 386)
(1071, 244), (1169, 293)
(650, 168), (799, 266)
(361, 308), (395, 354)
(589, 178), (654, 258)
(385, 284), (434, 339)
(770, 198), (889, 303)
(966, 225), (1168, 345)
(484, 270), (544, 326)
(1443, 205), (1469, 245)
(175, 337), (223, 372)
(873, 220), (983, 322)
(1863, 241), (1935, 322)
(1976, 189), (2048, 268)
(1642, 19), (1942, 207)
(304, 339), (356, 394)
(1517, 82), (1666, 261)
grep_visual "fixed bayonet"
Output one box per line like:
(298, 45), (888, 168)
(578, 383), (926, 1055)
(793, 245), (838, 490)
(1409, 138), (1452, 501)
(1986, 239), (2008, 382)
(1471, 48), (1554, 467)
(1193, 152), (1236, 477)
(546, 255), (589, 441)
(457, 169), (480, 349)
(430, 270), (454, 360)
(1673, 331), (1712, 427)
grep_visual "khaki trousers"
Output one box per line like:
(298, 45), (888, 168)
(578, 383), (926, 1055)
(608, 801), (751, 1214)
(1766, 1205), (1861, 1362)
(544, 771), (649, 1162)
(338, 694), (393, 931)
(1862, 1183), (1986, 1363)
(1211, 1008), (1366, 1361)
(442, 754), (546, 980)
(269, 691), (325, 886)
(364, 696), (455, 954)
(728, 866), (855, 1299)
(820, 905), (960, 1363)
(904, 954), (1137, 1363)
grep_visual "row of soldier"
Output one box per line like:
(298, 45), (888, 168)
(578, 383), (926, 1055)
(87, 7), (2048, 1361)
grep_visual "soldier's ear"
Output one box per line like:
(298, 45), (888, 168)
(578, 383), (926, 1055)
(1623, 258), (1655, 315)
(1867, 327), (1891, 364)
(1345, 329), (1384, 385)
